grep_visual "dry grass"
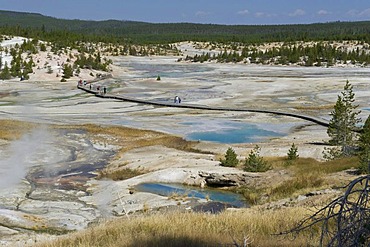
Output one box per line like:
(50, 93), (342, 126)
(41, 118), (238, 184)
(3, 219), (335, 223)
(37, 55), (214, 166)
(70, 123), (202, 155)
(97, 167), (146, 181)
(167, 192), (190, 202)
(36, 208), (318, 247)
(0, 119), (37, 140)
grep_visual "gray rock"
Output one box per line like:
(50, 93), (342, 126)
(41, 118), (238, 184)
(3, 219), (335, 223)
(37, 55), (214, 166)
(305, 188), (339, 197)
(0, 226), (19, 236)
(297, 195), (307, 201)
(198, 171), (259, 187)
(199, 171), (239, 186)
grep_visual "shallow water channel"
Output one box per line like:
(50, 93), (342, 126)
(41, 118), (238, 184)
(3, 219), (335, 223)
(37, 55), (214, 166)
(135, 182), (247, 208)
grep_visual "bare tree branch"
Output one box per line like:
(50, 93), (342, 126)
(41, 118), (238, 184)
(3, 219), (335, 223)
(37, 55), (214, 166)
(279, 175), (370, 246)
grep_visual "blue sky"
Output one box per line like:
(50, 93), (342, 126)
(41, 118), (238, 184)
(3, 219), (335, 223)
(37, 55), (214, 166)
(1, 0), (370, 25)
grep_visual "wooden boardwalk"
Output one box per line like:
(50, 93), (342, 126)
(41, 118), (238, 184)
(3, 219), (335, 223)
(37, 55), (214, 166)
(77, 85), (330, 128)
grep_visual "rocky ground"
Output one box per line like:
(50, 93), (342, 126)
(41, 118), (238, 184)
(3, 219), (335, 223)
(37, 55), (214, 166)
(0, 41), (370, 246)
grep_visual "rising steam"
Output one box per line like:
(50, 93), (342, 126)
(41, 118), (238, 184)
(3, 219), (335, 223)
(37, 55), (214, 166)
(0, 127), (52, 189)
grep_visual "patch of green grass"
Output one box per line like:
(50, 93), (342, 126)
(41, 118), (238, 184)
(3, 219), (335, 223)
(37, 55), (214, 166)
(290, 157), (358, 175)
(234, 186), (263, 205)
(238, 156), (359, 204)
(269, 173), (324, 200)
(0, 102), (16, 106)
(235, 173), (325, 204)
(271, 156), (358, 175)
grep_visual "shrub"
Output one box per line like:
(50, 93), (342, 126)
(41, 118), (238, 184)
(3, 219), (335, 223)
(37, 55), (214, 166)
(244, 145), (271, 172)
(220, 147), (239, 167)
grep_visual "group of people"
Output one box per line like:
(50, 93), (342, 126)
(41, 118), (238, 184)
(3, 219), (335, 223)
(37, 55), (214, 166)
(77, 79), (107, 95)
(77, 79), (88, 87)
(94, 85), (107, 95)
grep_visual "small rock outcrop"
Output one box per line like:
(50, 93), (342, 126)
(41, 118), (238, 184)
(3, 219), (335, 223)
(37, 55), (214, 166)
(198, 171), (260, 187)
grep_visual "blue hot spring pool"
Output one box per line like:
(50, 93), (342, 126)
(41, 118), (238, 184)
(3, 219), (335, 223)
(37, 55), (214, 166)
(183, 120), (285, 144)
(135, 182), (247, 208)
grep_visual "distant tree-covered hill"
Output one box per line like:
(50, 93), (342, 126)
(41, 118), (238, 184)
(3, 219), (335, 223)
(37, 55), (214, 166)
(1, 10), (370, 44)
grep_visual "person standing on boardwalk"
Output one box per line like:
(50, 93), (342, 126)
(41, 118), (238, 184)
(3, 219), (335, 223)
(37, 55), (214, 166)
(174, 96), (179, 103)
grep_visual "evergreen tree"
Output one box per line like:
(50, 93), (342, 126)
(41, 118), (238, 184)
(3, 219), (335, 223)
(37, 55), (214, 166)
(40, 43), (47, 52)
(62, 64), (73, 79)
(358, 115), (370, 173)
(10, 52), (22, 77)
(244, 145), (270, 172)
(325, 80), (361, 158)
(0, 62), (11, 80)
(286, 143), (299, 164)
(220, 147), (239, 167)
